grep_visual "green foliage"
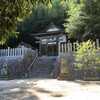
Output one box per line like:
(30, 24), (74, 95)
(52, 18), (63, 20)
(18, 0), (66, 33)
(0, 0), (32, 43)
(75, 40), (100, 70)
(64, 0), (100, 39)
(0, 0), (50, 44)
(17, 0), (66, 45)
(64, 0), (85, 39)
(0, 32), (19, 45)
(64, 0), (85, 37)
(83, 0), (100, 38)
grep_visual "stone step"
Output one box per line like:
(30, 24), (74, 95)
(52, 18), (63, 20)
(29, 56), (58, 78)
(0, 75), (9, 80)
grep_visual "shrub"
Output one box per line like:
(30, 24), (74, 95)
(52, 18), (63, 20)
(75, 40), (100, 79)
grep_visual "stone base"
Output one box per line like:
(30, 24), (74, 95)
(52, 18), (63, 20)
(57, 73), (74, 80)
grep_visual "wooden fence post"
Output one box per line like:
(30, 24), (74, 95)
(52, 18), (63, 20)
(65, 43), (67, 53)
(58, 42), (61, 56)
(67, 41), (70, 53)
(68, 40), (72, 53)
(96, 39), (99, 49)
(7, 47), (10, 57)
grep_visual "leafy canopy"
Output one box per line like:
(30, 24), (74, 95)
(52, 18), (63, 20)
(75, 40), (100, 69)
(0, 0), (51, 44)
(64, 0), (100, 40)
(18, 0), (66, 33)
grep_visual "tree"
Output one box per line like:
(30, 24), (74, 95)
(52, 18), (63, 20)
(0, 0), (50, 44)
(64, 0), (100, 40)
(75, 40), (100, 79)
(18, 0), (66, 33)
(83, 0), (100, 39)
(17, 0), (66, 46)
(64, 0), (85, 40)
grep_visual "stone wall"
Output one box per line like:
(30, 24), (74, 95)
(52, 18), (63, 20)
(0, 49), (36, 79)
(58, 52), (100, 80)
(58, 53), (75, 80)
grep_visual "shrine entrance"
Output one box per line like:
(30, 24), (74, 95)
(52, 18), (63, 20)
(47, 42), (58, 56)
(40, 40), (58, 56)
(33, 23), (67, 56)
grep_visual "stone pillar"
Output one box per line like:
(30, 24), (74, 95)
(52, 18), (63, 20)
(96, 39), (99, 49)
(39, 40), (42, 56)
(58, 42), (61, 56)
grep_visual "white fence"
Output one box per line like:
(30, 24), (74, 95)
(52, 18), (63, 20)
(0, 46), (28, 58)
(59, 39), (100, 55)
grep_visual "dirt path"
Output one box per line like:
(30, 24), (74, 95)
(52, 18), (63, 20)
(0, 79), (100, 100)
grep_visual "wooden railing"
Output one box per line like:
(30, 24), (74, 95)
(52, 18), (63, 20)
(0, 46), (28, 58)
(59, 39), (100, 55)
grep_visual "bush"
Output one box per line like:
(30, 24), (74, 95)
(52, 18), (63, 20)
(75, 40), (100, 79)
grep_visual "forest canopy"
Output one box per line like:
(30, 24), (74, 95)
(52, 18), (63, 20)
(0, 0), (51, 44)
(0, 0), (100, 46)
(64, 0), (100, 40)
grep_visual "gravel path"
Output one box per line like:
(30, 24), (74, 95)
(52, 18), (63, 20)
(0, 79), (100, 100)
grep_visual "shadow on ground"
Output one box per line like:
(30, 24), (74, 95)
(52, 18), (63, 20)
(0, 80), (39, 100)
(1, 79), (100, 100)
(0, 79), (65, 100)
(74, 80), (100, 85)
(34, 87), (52, 94)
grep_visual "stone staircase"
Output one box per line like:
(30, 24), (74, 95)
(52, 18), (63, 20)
(29, 56), (58, 78)
(0, 56), (59, 79)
